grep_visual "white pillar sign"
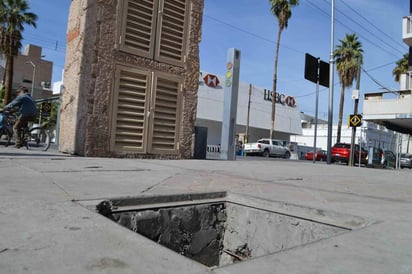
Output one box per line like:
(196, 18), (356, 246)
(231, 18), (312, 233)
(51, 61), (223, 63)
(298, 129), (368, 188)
(220, 48), (241, 160)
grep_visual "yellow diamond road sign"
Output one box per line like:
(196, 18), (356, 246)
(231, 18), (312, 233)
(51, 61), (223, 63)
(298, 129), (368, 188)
(349, 114), (362, 127)
(41, 102), (52, 117)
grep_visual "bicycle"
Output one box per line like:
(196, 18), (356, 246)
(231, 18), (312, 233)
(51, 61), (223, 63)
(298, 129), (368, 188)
(0, 111), (51, 151)
(0, 111), (14, 147)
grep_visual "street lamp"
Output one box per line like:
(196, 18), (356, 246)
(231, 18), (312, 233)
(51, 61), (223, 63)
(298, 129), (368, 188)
(327, 0), (335, 164)
(25, 61), (36, 97)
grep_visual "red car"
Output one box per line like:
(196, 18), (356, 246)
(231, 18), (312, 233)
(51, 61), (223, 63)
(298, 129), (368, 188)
(305, 150), (327, 161)
(331, 143), (368, 164)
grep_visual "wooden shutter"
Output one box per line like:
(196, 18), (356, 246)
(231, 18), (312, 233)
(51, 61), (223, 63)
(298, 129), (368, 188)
(148, 72), (182, 154)
(111, 67), (151, 152)
(120, 0), (158, 59)
(155, 0), (189, 66)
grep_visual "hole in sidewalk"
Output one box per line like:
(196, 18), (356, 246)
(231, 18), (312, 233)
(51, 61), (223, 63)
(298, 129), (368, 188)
(77, 192), (371, 269)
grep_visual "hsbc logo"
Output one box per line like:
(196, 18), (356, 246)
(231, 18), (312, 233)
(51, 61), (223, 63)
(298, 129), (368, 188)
(263, 89), (296, 108)
(285, 96), (296, 107)
(203, 74), (220, 88)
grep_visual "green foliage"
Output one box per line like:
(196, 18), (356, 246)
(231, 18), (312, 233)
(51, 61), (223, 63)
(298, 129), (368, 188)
(392, 53), (409, 82)
(334, 33), (363, 88)
(39, 100), (59, 131)
(269, 0), (299, 30)
(334, 33), (363, 142)
(0, 0), (37, 104)
(268, 0), (299, 139)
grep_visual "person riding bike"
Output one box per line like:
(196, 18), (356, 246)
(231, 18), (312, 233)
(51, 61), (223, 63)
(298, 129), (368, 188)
(0, 86), (38, 148)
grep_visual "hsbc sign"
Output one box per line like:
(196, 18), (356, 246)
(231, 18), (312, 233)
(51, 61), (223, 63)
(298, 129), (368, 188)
(263, 89), (296, 108)
(285, 96), (296, 107)
(203, 74), (220, 88)
(199, 73), (297, 108)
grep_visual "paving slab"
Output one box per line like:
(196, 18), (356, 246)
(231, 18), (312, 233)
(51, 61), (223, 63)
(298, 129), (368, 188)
(1, 147), (411, 273)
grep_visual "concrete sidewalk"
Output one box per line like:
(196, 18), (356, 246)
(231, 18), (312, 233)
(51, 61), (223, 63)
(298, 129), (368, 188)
(1, 146), (411, 273)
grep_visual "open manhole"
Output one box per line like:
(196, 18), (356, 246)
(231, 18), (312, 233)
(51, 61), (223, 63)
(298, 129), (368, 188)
(77, 192), (371, 268)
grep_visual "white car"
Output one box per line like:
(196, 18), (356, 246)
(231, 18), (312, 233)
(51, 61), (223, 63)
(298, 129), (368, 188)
(244, 139), (291, 158)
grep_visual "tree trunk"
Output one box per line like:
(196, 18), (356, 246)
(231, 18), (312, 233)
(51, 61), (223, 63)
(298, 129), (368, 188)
(3, 53), (14, 105)
(270, 27), (282, 140)
(336, 84), (345, 143)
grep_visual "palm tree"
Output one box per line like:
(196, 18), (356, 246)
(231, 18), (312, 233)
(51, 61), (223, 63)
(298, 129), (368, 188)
(334, 33), (363, 143)
(269, 0), (299, 140)
(0, 0), (37, 104)
(392, 53), (410, 153)
(392, 53), (409, 82)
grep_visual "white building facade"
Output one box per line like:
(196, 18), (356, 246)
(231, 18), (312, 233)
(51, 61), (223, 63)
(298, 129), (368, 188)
(195, 72), (302, 146)
(292, 121), (397, 150)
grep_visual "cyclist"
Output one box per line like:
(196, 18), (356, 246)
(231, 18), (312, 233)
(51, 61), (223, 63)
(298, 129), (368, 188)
(0, 86), (38, 148)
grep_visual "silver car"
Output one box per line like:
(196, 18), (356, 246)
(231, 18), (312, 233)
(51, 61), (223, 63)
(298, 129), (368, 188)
(400, 154), (412, 169)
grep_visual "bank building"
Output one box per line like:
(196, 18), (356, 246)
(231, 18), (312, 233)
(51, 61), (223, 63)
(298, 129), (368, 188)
(195, 72), (302, 156)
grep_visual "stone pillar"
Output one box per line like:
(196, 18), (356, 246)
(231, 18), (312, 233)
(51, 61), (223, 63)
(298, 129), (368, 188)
(59, 0), (95, 155)
(59, 0), (204, 158)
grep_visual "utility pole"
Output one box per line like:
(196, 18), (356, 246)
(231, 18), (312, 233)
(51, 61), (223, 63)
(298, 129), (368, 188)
(409, 0), (412, 73)
(313, 58), (320, 164)
(327, 0), (335, 164)
(408, 0), (412, 154)
(245, 84), (252, 144)
(349, 60), (361, 166)
(26, 61), (36, 98)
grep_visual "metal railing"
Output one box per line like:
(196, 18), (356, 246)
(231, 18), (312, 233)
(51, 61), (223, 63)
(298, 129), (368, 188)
(207, 145), (221, 153)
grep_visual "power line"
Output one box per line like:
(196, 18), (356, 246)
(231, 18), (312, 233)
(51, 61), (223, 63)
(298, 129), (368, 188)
(306, 0), (403, 59)
(323, 0), (406, 56)
(1, 32), (67, 53)
(365, 60), (397, 72)
(362, 68), (395, 92)
(340, 0), (407, 50)
(202, 2), (403, 117)
(295, 60), (398, 99)
(203, 14), (305, 54)
(22, 36), (66, 53)
(205, 7), (399, 96)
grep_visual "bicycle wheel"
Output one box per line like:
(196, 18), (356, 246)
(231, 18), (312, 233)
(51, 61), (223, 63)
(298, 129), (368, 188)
(0, 129), (12, 147)
(26, 127), (51, 151)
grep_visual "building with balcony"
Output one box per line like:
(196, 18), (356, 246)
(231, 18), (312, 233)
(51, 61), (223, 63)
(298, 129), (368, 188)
(363, 89), (412, 133)
(402, 15), (412, 47)
(195, 72), (303, 147)
(362, 11), (412, 153)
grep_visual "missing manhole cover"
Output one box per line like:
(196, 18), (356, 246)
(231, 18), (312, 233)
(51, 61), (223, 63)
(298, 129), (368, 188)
(77, 192), (370, 268)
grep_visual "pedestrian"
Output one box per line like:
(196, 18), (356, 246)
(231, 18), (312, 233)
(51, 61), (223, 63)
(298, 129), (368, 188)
(0, 86), (38, 148)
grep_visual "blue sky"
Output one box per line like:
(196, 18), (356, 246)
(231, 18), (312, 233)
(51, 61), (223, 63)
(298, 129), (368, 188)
(22, 0), (408, 121)
(22, 0), (71, 82)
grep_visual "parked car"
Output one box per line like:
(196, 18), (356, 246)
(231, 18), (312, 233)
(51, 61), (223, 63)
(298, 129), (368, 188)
(305, 150), (327, 161)
(331, 143), (368, 165)
(381, 150), (396, 169)
(244, 138), (291, 158)
(400, 153), (412, 169)
(369, 147), (384, 166)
